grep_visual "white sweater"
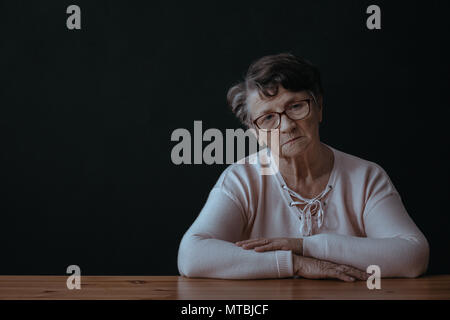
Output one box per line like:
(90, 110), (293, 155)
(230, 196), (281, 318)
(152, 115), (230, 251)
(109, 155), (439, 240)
(177, 143), (430, 279)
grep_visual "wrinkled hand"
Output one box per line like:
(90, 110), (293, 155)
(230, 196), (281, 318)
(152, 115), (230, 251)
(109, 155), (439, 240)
(235, 237), (303, 255)
(293, 254), (370, 282)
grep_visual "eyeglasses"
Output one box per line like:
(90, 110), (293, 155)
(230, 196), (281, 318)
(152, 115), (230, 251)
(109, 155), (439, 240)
(252, 98), (313, 130)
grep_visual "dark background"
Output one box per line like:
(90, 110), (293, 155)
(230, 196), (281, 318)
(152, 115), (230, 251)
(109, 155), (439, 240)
(0, 0), (448, 275)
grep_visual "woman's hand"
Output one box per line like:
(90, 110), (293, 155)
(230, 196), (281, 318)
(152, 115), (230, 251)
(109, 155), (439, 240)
(293, 254), (370, 282)
(235, 237), (303, 255)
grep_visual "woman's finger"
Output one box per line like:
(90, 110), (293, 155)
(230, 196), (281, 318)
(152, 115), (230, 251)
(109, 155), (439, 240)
(336, 273), (356, 282)
(338, 265), (369, 281)
(346, 269), (369, 281)
(239, 239), (270, 248)
(253, 243), (277, 252)
(327, 268), (355, 282)
(235, 238), (265, 246)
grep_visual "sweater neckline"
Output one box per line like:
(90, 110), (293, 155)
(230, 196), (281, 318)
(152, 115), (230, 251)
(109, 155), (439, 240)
(268, 143), (339, 226)
(270, 143), (338, 198)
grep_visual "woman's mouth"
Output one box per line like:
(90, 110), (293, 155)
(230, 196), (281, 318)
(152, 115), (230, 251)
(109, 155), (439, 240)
(283, 136), (303, 145)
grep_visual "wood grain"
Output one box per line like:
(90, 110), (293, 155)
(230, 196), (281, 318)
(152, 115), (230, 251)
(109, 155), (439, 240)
(0, 275), (449, 300)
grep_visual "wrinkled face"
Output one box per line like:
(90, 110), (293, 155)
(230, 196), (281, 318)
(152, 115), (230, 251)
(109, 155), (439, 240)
(247, 85), (323, 159)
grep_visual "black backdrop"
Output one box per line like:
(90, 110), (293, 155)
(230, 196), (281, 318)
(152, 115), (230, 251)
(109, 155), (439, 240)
(0, 0), (449, 275)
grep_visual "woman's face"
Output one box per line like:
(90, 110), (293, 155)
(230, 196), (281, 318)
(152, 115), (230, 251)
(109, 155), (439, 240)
(247, 85), (323, 159)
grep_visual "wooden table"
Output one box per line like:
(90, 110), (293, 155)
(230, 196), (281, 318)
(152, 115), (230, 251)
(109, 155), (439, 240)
(0, 275), (449, 300)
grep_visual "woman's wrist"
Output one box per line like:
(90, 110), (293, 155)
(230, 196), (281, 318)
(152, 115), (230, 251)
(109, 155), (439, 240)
(292, 254), (303, 275)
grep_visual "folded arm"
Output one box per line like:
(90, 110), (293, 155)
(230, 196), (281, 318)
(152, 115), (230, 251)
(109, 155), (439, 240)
(177, 188), (293, 279)
(302, 193), (430, 278)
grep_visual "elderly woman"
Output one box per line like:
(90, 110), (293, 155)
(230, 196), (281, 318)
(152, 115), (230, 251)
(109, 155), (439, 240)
(177, 53), (429, 281)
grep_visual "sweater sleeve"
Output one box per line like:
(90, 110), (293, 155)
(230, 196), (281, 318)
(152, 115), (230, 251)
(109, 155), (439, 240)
(177, 187), (293, 279)
(302, 166), (430, 278)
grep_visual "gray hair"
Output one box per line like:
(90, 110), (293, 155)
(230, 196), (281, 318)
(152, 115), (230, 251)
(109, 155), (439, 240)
(226, 53), (323, 128)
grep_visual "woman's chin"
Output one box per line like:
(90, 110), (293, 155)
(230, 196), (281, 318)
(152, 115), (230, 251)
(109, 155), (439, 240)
(279, 139), (308, 158)
(280, 146), (305, 158)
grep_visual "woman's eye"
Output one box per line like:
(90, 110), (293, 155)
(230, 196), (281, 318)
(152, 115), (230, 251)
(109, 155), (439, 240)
(291, 103), (305, 109)
(262, 114), (274, 122)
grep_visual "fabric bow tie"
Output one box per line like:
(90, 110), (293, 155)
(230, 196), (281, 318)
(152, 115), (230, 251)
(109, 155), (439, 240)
(282, 184), (333, 236)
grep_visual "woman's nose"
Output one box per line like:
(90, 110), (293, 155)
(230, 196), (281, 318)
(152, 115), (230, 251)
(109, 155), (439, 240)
(279, 113), (297, 132)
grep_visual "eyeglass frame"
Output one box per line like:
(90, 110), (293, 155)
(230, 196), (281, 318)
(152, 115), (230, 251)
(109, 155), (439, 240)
(251, 91), (318, 130)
